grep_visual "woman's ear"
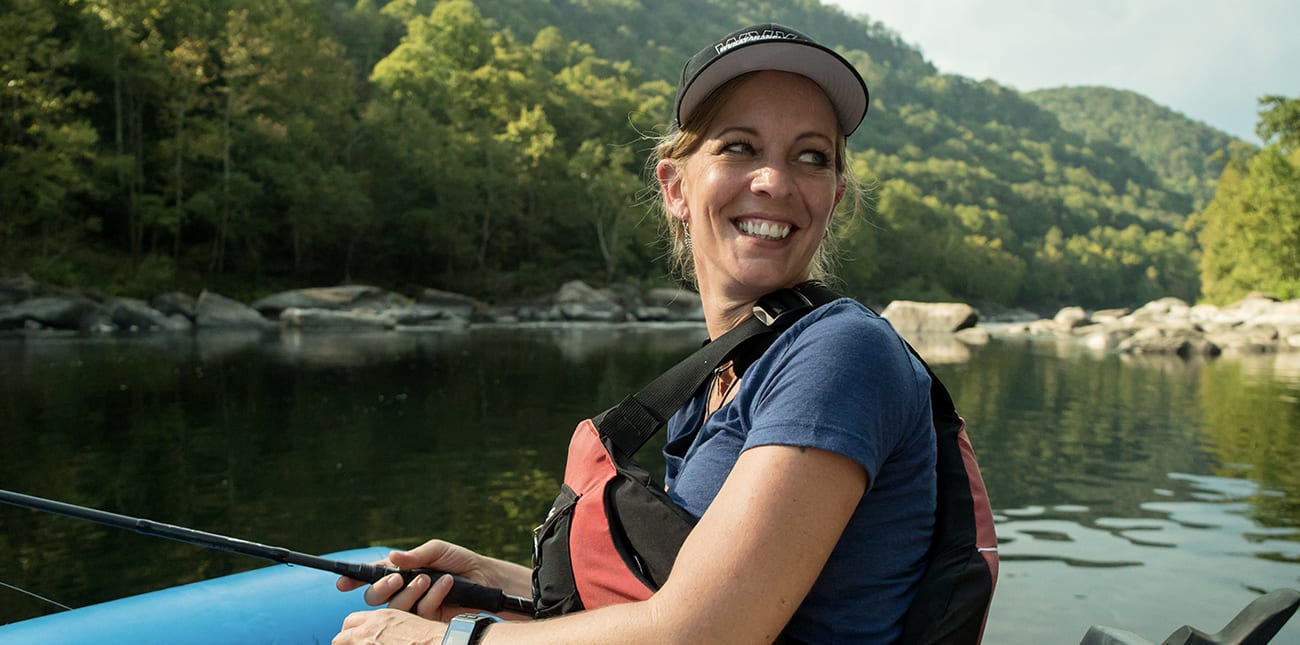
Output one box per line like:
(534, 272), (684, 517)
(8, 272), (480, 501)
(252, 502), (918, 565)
(657, 159), (688, 221)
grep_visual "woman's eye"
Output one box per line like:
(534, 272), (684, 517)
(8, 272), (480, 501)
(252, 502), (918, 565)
(799, 150), (831, 167)
(721, 141), (754, 155)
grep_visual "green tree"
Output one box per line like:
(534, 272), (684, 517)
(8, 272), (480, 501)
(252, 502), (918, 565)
(78, 0), (215, 261)
(1257, 95), (1300, 152)
(1195, 96), (1300, 303)
(229, 2), (362, 279)
(0, 0), (98, 271)
(363, 0), (513, 280)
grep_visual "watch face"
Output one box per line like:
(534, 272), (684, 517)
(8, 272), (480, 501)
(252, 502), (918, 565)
(441, 618), (478, 645)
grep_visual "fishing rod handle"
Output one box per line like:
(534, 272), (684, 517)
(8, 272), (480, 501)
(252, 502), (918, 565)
(345, 562), (530, 614)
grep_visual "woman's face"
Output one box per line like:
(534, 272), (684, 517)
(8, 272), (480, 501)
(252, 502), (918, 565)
(660, 71), (845, 303)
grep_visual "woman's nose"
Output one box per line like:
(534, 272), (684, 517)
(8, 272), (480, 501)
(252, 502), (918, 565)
(751, 163), (793, 198)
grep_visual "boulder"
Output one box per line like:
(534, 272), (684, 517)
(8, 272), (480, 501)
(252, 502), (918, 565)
(151, 292), (197, 320)
(1027, 319), (1061, 336)
(0, 296), (102, 331)
(1206, 324), (1281, 354)
(1116, 326), (1220, 358)
(1250, 299), (1300, 327)
(251, 285), (388, 316)
(1053, 306), (1090, 330)
(552, 280), (627, 322)
(107, 297), (192, 332)
(417, 288), (490, 322)
(195, 291), (276, 329)
(279, 307), (395, 330)
(642, 287), (705, 322)
(1130, 297), (1191, 320)
(880, 301), (979, 335)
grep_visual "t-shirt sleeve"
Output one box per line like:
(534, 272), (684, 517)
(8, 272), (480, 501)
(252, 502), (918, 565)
(740, 301), (931, 487)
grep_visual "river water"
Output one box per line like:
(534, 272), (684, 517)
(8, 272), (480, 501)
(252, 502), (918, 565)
(1, 326), (1298, 643)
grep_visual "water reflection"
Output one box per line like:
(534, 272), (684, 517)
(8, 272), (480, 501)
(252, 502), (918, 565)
(906, 333), (973, 364)
(0, 331), (1298, 643)
(987, 474), (1300, 643)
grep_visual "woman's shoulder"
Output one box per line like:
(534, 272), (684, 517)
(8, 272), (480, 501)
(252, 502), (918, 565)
(790, 297), (903, 347)
(775, 297), (928, 388)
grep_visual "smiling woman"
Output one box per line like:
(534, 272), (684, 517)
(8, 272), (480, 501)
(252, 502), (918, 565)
(333, 23), (957, 645)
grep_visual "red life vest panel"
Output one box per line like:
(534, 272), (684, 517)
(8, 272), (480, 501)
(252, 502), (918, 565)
(530, 418), (695, 614)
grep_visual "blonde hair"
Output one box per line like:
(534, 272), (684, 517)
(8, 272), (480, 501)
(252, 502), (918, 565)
(649, 73), (864, 286)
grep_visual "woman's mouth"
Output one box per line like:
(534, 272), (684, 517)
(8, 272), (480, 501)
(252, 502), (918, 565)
(736, 219), (792, 241)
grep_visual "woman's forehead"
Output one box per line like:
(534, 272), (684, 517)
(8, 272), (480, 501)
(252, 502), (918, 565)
(708, 72), (839, 135)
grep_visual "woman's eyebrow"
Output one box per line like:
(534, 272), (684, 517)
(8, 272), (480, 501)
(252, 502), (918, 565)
(711, 126), (835, 145)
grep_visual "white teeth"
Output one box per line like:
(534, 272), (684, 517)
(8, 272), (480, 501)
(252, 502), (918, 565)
(738, 220), (790, 240)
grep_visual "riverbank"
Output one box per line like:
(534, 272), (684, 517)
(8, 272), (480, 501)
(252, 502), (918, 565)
(991, 295), (1300, 357)
(0, 276), (707, 333)
(2, 274), (1297, 357)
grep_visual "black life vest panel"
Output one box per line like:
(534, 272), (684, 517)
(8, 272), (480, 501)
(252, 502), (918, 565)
(530, 283), (998, 644)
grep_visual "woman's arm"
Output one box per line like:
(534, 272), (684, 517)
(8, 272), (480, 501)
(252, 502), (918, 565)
(482, 442), (868, 644)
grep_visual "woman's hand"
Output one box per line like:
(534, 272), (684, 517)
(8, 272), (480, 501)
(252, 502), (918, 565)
(332, 608), (445, 645)
(336, 540), (494, 621)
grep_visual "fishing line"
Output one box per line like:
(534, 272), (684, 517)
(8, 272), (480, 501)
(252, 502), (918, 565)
(0, 579), (73, 611)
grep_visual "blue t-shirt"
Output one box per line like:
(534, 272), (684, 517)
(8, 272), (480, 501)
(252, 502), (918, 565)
(663, 299), (937, 643)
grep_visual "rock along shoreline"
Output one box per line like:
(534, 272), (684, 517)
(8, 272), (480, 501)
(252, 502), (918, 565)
(0, 275), (708, 333)
(2, 274), (1297, 358)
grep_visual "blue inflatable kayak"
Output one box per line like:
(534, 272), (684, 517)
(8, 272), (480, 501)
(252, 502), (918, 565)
(0, 546), (388, 644)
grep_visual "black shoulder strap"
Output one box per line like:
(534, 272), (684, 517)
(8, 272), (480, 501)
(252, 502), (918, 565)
(596, 281), (841, 458)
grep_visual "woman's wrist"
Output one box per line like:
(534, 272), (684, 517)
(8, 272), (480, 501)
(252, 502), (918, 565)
(482, 557), (534, 599)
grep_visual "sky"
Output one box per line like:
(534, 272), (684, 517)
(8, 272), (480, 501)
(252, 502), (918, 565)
(823, 0), (1300, 144)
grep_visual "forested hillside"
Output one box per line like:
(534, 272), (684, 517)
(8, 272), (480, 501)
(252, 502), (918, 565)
(0, 0), (1244, 308)
(1027, 87), (1237, 211)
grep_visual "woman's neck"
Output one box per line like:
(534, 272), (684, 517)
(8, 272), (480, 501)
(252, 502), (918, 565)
(697, 281), (765, 339)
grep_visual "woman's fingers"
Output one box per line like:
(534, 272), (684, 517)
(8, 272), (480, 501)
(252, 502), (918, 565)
(354, 571), (456, 619)
(361, 572), (409, 607)
(413, 573), (455, 620)
(380, 573), (432, 612)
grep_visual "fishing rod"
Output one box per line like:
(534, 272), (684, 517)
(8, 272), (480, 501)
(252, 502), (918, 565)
(0, 489), (534, 614)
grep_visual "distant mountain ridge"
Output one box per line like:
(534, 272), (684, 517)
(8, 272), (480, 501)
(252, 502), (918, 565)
(1026, 86), (1240, 210)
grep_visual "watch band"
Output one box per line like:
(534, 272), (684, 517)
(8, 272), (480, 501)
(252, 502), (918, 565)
(441, 612), (502, 645)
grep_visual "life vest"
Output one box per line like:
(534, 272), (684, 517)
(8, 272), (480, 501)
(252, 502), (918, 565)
(530, 282), (998, 644)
